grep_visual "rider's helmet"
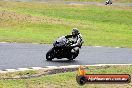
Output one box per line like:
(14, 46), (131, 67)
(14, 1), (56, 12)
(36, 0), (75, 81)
(72, 28), (79, 37)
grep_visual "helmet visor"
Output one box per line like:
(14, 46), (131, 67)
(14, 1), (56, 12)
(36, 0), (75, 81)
(72, 31), (76, 36)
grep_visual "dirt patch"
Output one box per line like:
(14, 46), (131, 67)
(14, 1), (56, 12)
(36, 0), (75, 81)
(0, 68), (77, 79)
(0, 10), (70, 28)
(0, 11), (43, 23)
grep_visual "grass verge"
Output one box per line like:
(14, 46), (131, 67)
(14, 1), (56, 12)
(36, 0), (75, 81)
(0, 1), (132, 47)
(65, 0), (132, 3)
(0, 65), (132, 88)
(64, 0), (132, 3)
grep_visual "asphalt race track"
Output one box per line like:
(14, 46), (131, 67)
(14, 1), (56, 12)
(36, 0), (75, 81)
(0, 43), (132, 70)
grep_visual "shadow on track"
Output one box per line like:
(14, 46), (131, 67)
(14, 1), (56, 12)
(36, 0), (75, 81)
(45, 59), (82, 65)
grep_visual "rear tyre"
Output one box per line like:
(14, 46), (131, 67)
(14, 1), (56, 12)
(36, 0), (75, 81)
(46, 48), (54, 61)
(68, 51), (79, 60)
(68, 57), (74, 61)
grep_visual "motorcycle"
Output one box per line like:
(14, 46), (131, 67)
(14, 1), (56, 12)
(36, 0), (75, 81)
(46, 36), (79, 61)
(105, 0), (112, 5)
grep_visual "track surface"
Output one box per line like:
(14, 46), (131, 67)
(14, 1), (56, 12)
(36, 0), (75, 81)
(0, 43), (132, 70)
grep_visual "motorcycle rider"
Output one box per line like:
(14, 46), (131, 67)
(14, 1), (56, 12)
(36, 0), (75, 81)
(65, 28), (84, 54)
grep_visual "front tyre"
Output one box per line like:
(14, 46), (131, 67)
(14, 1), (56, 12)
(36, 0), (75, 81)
(105, 2), (108, 5)
(46, 48), (54, 61)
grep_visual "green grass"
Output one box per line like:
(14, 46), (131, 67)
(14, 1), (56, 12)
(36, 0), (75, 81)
(0, 70), (38, 79)
(64, 0), (132, 3)
(64, 0), (103, 2)
(0, 1), (132, 47)
(0, 65), (132, 88)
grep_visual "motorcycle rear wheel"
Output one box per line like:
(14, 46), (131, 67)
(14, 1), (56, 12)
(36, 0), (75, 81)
(68, 51), (79, 60)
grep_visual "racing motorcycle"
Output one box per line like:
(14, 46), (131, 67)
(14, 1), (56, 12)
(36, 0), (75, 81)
(46, 36), (79, 61)
(105, 0), (112, 5)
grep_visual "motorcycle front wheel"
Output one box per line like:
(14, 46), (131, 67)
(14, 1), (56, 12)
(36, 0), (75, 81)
(46, 48), (54, 61)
